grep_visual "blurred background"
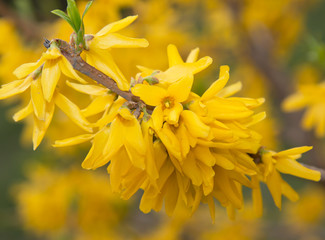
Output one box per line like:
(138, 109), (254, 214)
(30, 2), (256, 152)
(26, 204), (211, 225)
(1, 0), (325, 239)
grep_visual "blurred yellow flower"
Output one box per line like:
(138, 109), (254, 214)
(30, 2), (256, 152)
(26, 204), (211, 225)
(283, 82), (325, 137)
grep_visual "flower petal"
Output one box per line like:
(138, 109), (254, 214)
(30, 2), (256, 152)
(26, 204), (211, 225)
(85, 49), (129, 91)
(201, 65), (230, 101)
(54, 92), (92, 132)
(131, 84), (167, 106)
(167, 44), (184, 67)
(95, 15), (138, 37)
(96, 33), (148, 49)
(59, 57), (87, 83)
(275, 146), (313, 157)
(186, 47), (199, 63)
(32, 101), (54, 150)
(13, 100), (33, 122)
(82, 94), (115, 117)
(41, 59), (61, 102)
(66, 80), (108, 95)
(13, 59), (45, 79)
(276, 157), (321, 181)
(0, 76), (32, 100)
(53, 133), (94, 147)
(168, 75), (193, 102)
(30, 79), (46, 120)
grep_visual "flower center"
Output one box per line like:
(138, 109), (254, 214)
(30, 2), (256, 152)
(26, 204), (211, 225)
(162, 97), (174, 109)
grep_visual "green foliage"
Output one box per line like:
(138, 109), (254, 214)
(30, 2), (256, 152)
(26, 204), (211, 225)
(51, 0), (93, 53)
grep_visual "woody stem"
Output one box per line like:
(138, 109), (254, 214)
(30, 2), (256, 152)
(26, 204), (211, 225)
(53, 39), (141, 103)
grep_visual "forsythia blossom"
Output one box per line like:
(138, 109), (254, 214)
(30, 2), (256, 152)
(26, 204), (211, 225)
(282, 82), (325, 137)
(0, 7), (321, 221)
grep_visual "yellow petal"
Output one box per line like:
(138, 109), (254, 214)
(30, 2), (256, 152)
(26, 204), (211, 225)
(59, 57), (86, 83)
(41, 59), (61, 102)
(164, 174), (179, 216)
(32, 102), (54, 150)
(214, 167), (242, 209)
(104, 117), (124, 159)
(125, 119), (146, 169)
(66, 80), (108, 95)
(193, 146), (216, 166)
(131, 84), (167, 106)
(151, 105), (164, 130)
(191, 56), (213, 74)
(201, 65), (230, 101)
(30, 79), (46, 120)
(168, 75), (193, 102)
(275, 146), (313, 157)
(211, 152), (235, 170)
(244, 112), (266, 127)
(266, 170), (283, 209)
(281, 180), (299, 202)
(167, 44), (184, 67)
(0, 77), (32, 100)
(82, 127), (110, 169)
(96, 33), (148, 49)
(207, 195), (216, 223)
(82, 94), (115, 117)
(95, 15), (138, 37)
(164, 102), (183, 125)
(85, 49), (129, 91)
(13, 101), (33, 122)
(54, 92), (92, 132)
(182, 152), (203, 186)
(186, 47), (199, 63)
(157, 123), (182, 160)
(282, 93), (307, 111)
(276, 157), (321, 181)
(302, 105), (317, 130)
(217, 81), (242, 98)
(136, 65), (156, 76)
(251, 175), (263, 217)
(181, 110), (210, 138)
(53, 134), (94, 147)
(13, 59), (45, 79)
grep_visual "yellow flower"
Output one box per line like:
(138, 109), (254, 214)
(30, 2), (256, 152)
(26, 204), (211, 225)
(283, 82), (325, 137)
(13, 46), (85, 102)
(0, 45), (92, 149)
(83, 15), (149, 91)
(132, 45), (212, 128)
(14, 164), (128, 238)
(132, 76), (192, 127)
(253, 146), (320, 211)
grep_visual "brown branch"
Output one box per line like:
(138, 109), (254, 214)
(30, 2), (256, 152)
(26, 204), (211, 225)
(54, 39), (141, 103)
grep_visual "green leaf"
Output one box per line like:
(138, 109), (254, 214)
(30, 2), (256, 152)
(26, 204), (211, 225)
(51, 9), (74, 28)
(82, 1), (93, 21)
(67, 0), (81, 31)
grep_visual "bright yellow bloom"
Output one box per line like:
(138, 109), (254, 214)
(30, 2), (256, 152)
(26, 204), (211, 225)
(0, 45), (92, 149)
(252, 146), (320, 213)
(283, 82), (325, 137)
(83, 15), (149, 91)
(132, 76), (192, 127)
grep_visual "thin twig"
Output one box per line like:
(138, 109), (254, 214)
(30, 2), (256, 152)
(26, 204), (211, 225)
(54, 39), (141, 103)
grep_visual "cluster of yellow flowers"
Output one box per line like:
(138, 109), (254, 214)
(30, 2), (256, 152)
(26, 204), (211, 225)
(0, 1), (321, 221)
(15, 165), (128, 240)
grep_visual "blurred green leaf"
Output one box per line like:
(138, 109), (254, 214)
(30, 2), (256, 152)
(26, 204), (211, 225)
(51, 9), (74, 29)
